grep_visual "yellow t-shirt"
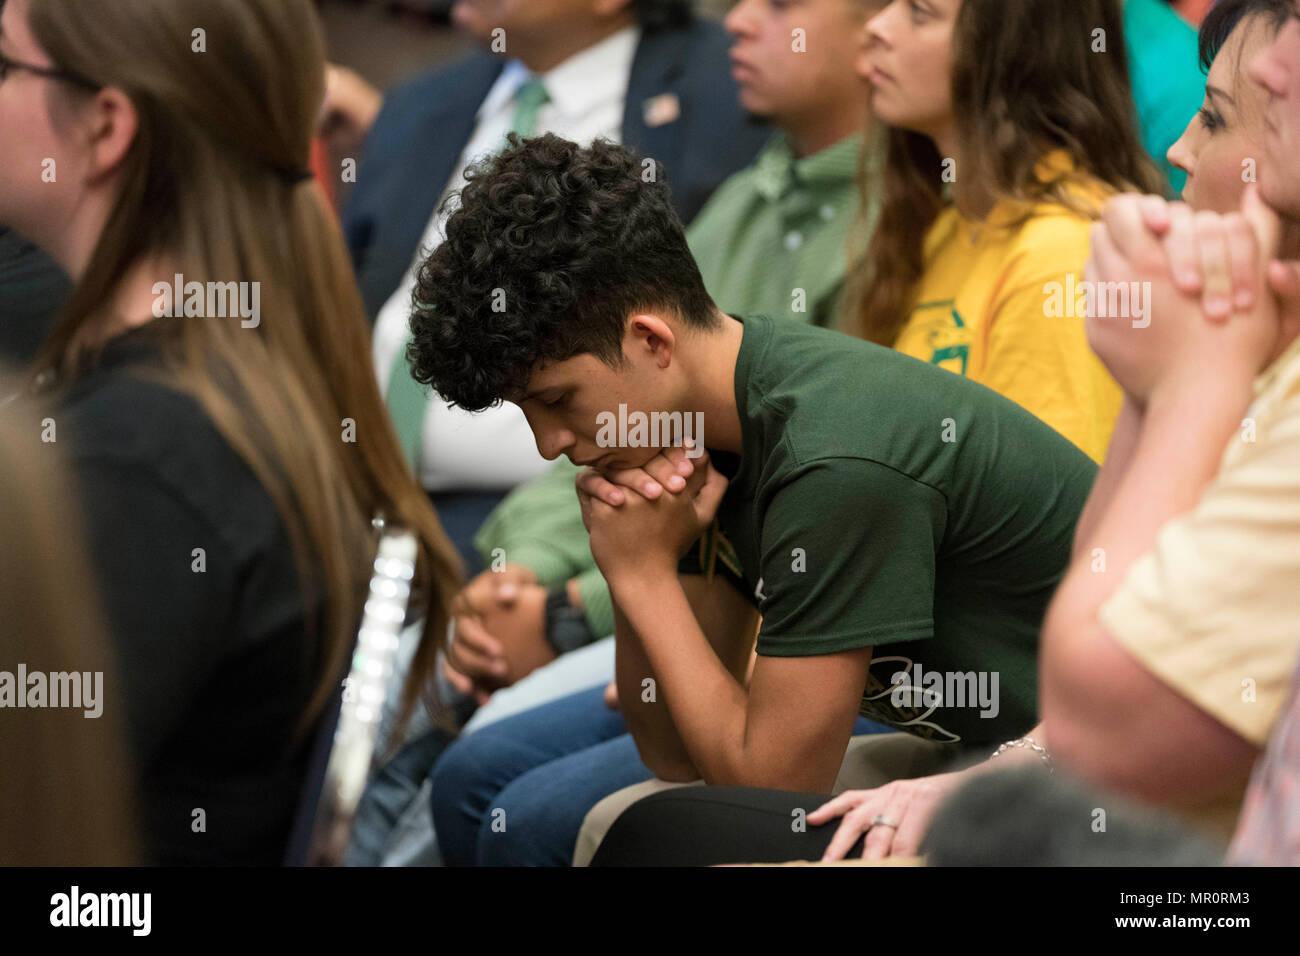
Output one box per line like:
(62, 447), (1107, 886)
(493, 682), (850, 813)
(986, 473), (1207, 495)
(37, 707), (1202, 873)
(893, 153), (1121, 463)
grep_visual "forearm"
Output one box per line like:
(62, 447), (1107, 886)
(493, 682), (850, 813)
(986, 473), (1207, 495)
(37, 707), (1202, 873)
(612, 572), (758, 785)
(612, 596), (699, 782)
(1043, 374), (1255, 782)
(1071, 395), (1144, 559)
(1065, 374), (1253, 599)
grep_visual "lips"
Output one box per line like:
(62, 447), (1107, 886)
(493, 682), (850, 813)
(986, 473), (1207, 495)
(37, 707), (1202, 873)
(730, 54), (757, 80)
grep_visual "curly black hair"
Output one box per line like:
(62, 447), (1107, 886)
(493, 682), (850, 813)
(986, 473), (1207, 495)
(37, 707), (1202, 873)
(408, 133), (718, 412)
(633, 0), (696, 33)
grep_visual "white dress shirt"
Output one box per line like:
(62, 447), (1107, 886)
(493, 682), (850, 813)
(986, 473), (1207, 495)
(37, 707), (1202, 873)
(372, 26), (641, 493)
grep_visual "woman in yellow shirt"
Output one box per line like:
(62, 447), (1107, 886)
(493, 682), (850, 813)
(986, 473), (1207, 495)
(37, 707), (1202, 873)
(849, 0), (1168, 462)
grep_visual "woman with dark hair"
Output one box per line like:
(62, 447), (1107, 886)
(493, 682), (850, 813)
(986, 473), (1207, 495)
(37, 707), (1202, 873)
(1169, 0), (1297, 213)
(0, 0), (461, 863)
(848, 0), (1166, 464)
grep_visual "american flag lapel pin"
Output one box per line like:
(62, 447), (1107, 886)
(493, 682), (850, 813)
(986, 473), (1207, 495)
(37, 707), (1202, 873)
(643, 92), (681, 128)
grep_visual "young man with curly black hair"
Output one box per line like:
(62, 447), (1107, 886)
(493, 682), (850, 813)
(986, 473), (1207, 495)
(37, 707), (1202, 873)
(411, 133), (1099, 866)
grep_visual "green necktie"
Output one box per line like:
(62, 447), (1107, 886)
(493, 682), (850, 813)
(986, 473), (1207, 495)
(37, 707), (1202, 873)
(386, 76), (552, 473)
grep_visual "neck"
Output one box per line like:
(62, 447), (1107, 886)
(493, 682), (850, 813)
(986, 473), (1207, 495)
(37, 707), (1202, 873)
(781, 94), (871, 159)
(928, 121), (958, 167)
(39, 192), (113, 283)
(76, 256), (170, 351)
(684, 310), (746, 455)
(512, 14), (636, 74)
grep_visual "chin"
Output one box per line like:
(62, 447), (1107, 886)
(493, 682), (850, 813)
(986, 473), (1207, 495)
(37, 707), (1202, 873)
(737, 88), (773, 117)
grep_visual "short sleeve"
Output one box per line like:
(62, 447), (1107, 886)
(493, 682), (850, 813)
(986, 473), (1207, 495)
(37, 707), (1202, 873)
(754, 458), (945, 657)
(980, 272), (1122, 464)
(1098, 396), (1300, 745)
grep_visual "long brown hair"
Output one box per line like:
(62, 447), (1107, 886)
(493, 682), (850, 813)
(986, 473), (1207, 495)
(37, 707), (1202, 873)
(851, 0), (1167, 345)
(0, 389), (137, 864)
(27, 0), (462, 739)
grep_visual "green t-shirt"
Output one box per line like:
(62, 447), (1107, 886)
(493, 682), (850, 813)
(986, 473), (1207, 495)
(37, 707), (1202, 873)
(690, 314), (1098, 745)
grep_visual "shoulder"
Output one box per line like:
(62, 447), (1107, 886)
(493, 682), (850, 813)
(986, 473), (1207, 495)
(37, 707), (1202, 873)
(1002, 188), (1106, 278)
(645, 16), (732, 61)
(372, 53), (501, 138)
(61, 369), (211, 458)
(58, 369), (280, 558)
(635, 18), (746, 99)
(686, 145), (769, 230)
(385, 51), (500, 108)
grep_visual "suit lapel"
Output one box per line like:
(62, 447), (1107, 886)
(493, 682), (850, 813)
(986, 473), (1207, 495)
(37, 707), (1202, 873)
(622, 30), (687, 215)
(366, 56), (504, 316)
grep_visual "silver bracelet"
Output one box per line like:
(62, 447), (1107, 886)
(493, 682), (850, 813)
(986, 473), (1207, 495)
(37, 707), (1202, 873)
(989, 734), (1053, 774)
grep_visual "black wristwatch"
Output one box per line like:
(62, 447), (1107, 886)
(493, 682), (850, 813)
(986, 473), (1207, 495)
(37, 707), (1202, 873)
(544, 585), (595, 656)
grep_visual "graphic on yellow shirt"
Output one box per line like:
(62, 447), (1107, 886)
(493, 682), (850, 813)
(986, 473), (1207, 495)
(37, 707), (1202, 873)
(908, 299), (969, 376)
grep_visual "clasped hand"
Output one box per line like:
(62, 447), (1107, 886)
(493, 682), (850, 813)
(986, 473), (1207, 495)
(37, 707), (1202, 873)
(1085, 185), (1298, 407)
(574, 441), (728, 586)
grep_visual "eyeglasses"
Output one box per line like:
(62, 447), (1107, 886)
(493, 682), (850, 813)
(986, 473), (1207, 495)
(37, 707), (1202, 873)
(0, 49), (98, 90)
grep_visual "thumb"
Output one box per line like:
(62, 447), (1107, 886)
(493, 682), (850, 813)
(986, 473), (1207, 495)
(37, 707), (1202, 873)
(1243, 183), (1282, 263)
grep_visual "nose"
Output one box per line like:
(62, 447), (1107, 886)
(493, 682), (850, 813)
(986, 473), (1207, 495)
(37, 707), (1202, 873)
(518, 404), (572, 461)
(864, 3), (893, 53)
(534, 422), (575, 462)
(1166, 126), (1195, 181)
(724, 0), (758, 40)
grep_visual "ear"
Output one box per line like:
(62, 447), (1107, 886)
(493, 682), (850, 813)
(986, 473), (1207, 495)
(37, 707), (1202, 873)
(625, 312), (677, 370)
(82, 87), (139, 184)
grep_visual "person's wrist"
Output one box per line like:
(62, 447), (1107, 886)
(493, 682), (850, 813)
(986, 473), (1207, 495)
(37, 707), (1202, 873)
(1147, 363), (1254, 420)
(614, 557), (676, 591)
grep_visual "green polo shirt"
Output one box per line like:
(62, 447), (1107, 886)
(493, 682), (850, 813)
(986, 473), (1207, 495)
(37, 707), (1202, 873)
(685, 131), (874, 331)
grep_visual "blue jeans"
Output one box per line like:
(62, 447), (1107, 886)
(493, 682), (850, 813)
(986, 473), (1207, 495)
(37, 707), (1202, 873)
(431, 686), (646, 866)
(430, 684), (892, 866)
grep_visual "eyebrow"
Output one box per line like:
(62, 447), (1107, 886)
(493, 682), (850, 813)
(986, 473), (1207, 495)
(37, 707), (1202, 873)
(518, 384), (568, 403)
(1205, 85), (1235, 107)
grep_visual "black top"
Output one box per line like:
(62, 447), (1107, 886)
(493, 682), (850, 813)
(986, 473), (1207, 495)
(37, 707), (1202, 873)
(50, 325), (324, 864)
(0, 227), (70, 366)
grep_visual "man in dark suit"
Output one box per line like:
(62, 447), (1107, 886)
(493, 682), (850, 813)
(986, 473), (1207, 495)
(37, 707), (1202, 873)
(345, 0), (766, 321)
(341, 0), (768, 574)
(0, 227), (70, 367)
